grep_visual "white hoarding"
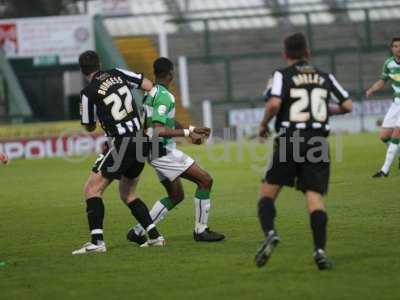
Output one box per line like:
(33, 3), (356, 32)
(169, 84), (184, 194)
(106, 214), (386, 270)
(0, 15), (94, 64)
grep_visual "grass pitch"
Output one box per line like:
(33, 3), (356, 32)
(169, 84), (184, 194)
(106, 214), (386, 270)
(0, 133), (399, 300)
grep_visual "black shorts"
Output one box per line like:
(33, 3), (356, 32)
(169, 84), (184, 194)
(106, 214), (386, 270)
(264, 129), (330, 195)
(92, 135), (147, 180)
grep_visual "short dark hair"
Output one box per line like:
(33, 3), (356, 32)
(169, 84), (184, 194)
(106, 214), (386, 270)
(391, 37), (400, 46)
(153, 57), (174, 78)
(284, 32), (308, 60)
(79, 50), (100, 76)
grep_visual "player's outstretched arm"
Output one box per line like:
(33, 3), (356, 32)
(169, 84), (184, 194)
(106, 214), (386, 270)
(175, 120), (185, 129)
(259, 96), (282, 139)
(175, 120), (211, 137)
(153, 122), (189, 138)
(366, 79), (386, 97)
(341, 99), (353, 113)
(329, 99), (353, 115)
(153, 123), (204, 144)
(80, 94), (97, 132)
(115, 68), (154, 93)
(193, 127), (211, 137)
(329, 74), (352, 115)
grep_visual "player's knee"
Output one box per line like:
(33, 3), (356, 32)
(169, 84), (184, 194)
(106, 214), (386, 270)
(259, 182), (280, 199)
(380, 136), (391, 144)
(306, 191), (325, 213)
(167, 183), (184, 204)
(199, 173), (213, 189)
(120, 192), (137, 204)
(84, 183), (101, 199)
(308, 203), (325, 214)
(125, 196), (137, 204)
(392, 128), (400, 138)
(175, 190), (185, 202)
(119, 192), (128, 203)
(380, 129), (392, 142)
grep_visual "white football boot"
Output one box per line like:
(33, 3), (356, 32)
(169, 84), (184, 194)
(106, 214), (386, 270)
(140, 236), (166, 248)
(72, 241), (106, 255)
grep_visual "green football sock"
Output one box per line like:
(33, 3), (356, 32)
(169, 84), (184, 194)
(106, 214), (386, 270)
(160, 197), (176, 210)
(134, 197), (176, 236)
(195, 189), (210, 200)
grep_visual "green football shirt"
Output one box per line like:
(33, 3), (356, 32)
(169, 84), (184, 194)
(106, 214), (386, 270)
(143, 84), (176, 148)
(380, 56), (400, 99)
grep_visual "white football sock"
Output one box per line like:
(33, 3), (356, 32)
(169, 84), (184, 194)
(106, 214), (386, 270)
(149, 201), (170, 225)
(194, 198), (211, 234)
(384, 139), (400, 154)
(381, 143), (400, 174)
(133, 201), (169, 236)
(133, 224), (145, 236)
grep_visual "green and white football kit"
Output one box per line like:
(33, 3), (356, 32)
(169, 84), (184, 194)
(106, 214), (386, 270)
(372, 56), (400, 177)
(128, 83), (225, 243)
(381, 56), (400, 128)
(143, 84), (195, 181)
(130, 84), (208, 235)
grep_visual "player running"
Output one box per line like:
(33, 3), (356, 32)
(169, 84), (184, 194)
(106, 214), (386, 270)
(127, 57), (225, 245)
(367, 37), (400, 177)
(72, 50), (165, 254)
(255, 33), (353, 270)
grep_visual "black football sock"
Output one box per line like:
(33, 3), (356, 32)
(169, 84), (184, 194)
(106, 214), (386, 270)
(310, 210), (328, 251)
(258, 197), (276, 236)
(86, 197), (105, 244)
(128, 199), (160, 239)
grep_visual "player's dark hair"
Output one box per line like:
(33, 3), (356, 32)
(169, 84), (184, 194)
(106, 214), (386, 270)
(284, 32), (308, 60)
(79, 50), (100, 76)
(153, 57), (174, 78)
(391, 37), (400, 46)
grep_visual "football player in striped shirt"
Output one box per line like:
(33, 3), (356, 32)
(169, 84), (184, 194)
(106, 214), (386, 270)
(72, 51), (165, 254)
(255, 33), (352, 270)
(367, 37), (400, 177)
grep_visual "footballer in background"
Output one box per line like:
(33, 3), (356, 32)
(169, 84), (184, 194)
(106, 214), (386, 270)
(255, 33), (352, 270)
(367, 37), (400, 177)
(127, 57), (225, 245)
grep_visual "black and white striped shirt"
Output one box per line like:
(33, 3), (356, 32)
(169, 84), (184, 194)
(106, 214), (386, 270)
(269, 60), (349, 132)
(80, 68), (143, 137)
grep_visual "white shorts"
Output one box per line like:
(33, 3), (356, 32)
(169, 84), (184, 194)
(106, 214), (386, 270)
(382, 102), (400, 128)
(150, 148), (195, 182)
